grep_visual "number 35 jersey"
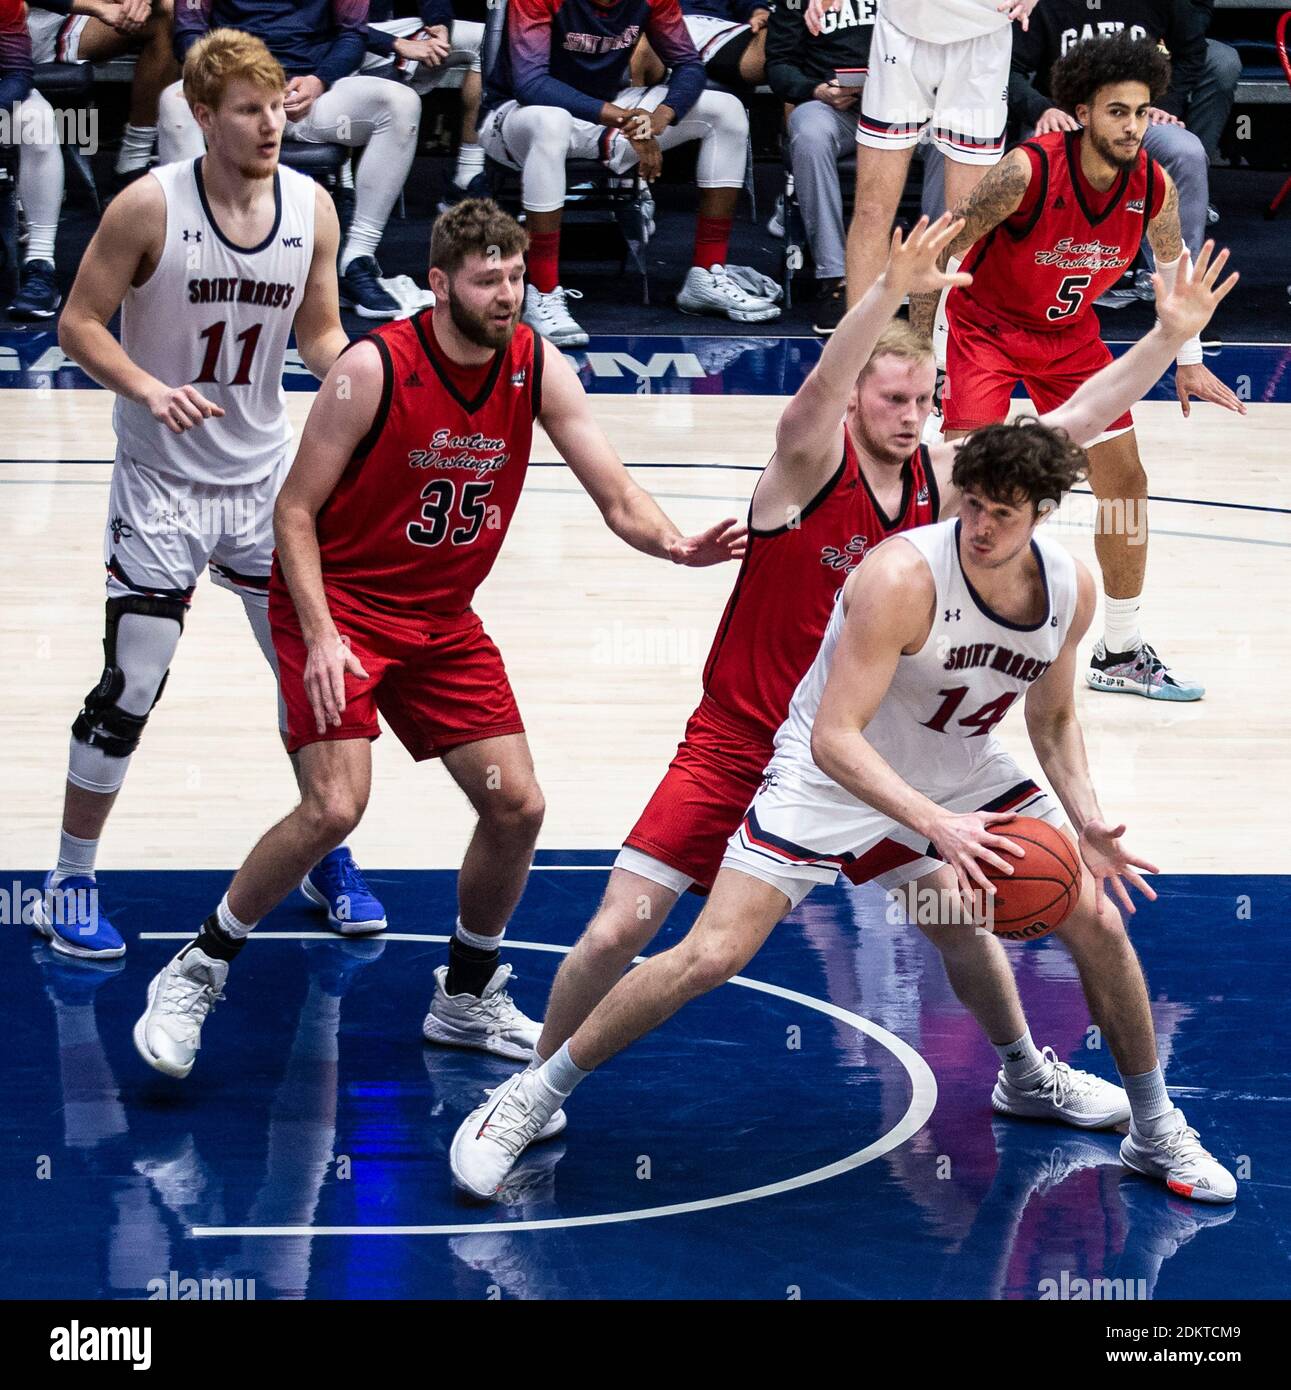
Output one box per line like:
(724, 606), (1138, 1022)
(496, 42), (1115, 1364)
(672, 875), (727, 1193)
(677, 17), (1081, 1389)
(316, 312), (543, 620)
(113, 158), (316, 485)
(772, 519), (1078, 801)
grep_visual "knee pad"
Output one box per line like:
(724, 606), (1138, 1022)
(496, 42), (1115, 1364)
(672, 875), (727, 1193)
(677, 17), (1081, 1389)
(72, 594), (187, 759)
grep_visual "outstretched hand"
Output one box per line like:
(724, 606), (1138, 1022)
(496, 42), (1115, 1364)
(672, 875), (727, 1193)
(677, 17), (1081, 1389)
(880, 214), (973, 299)
(669, 517), (747, 567)
(1078, 820), (1158, 916)
(1152, 240), (1238, 344)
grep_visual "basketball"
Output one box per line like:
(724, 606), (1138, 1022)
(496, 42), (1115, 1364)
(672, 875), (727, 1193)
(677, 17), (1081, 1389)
(983, 817), (1081, 942)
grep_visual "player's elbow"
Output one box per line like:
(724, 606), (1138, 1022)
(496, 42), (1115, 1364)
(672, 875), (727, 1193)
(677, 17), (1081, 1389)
(809, 720), (842, 779)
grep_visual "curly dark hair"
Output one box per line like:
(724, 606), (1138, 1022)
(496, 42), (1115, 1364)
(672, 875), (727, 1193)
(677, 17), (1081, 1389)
(951, 419), (1088, 515)
(1050, 32), (1171, 115)
(430, 198), (528, 274)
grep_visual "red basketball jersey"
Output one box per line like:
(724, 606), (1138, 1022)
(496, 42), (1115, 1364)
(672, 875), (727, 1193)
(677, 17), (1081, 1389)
(949, 130), (1165, 334)
(315, 312), (543, 618)
(702, 435), (940, 740)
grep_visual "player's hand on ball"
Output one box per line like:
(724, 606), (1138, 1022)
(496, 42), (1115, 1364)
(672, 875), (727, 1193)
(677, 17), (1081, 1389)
(929, 810), (1025, 912)
(1078, 820), (1158, 915)
(304, 633), (370, 734)
(882, 214), (973, 298)
(147, 384), (225, 434)
(669, 517), (747, 566)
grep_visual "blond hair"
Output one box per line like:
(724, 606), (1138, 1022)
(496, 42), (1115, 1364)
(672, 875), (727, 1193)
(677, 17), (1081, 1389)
(859, 319), (936, 381)
(183, 29), (286, 112)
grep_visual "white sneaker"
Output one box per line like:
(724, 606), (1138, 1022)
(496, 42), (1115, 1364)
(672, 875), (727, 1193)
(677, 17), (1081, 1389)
(766, 192), (786, 239)
(132, 947), (228, 1079)
(450, 1068), (561, 1199)
(422, 963), (541, 1061)
(483, 1083), (566, 1143)
(522, 284), (588, 347)
(676, 264), (781, 323)
(724, 263), (784, 304)
(1120, 1109), (1237, 1203)
(992, 1046), (1131, 1129)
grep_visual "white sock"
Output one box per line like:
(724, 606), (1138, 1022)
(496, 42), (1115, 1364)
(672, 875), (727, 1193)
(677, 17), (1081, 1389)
(993, 1028), (1045, 1085)
(339, 215), (385, 273)
(52, 830), (99, 886)
(1103, 595), (1142, 655)
(114, 123), (156, 174)
(454, 917), (503, 951)
(216, 893), (257, 940)
(526, 1042), (548, 1072)
(24, 224), (58, 264)
(1123, 1064), (1173, 1133)
(537, 1041), (591, 1099)
(454, 142), (484, 187)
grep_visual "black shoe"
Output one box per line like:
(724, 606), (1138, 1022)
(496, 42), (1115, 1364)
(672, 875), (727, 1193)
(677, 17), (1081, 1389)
(8, 259), (60, 320)
(812, 278), (846, 336)
(436, 170), (491, 214)
(339, 255), (401, 319)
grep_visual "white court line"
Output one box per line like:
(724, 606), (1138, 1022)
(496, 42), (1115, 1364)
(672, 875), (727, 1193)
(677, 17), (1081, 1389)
(157, 933), (938, 1238)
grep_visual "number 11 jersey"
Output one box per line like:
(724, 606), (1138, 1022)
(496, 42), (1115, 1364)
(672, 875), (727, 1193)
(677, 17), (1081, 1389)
(113, 157), (316, 486)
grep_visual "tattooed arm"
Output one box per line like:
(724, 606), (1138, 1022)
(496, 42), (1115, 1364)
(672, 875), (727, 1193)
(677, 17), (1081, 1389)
(908, 147), (1032, 341)
(1145, 169), (1183, 265)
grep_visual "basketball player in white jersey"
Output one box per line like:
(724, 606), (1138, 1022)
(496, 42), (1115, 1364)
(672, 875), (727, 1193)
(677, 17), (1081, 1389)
(35, 29), (385, 961)
(451, 243), (1239, 1206)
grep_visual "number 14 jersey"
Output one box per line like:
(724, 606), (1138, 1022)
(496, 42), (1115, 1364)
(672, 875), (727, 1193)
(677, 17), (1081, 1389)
(772, 519), (1077, 801)
(113, 158), (316, 485)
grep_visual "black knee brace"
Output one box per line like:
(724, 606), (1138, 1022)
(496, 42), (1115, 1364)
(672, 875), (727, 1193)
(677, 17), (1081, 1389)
(71, 594), (188, 758)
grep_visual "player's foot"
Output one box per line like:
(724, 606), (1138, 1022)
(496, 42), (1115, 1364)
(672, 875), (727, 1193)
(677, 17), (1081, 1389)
(300, 847), (387, 935)
(31, 872), (125, 960)
(724, 264), (783, 304)
(436, 170), (491, 214)
(1119, 1109), (1236, 1203)
(992, 1046), (1131, 1129)
(8, 259), (61, 320)
(522, 284), (588, 348)
(812, 278), (846, 336)
(450, 1068), (561, 1199)
(1086, 639), (1204, 701)
(676, 265), (781, 324)
(132, 946), (228, 1079)
(339, 255), (401, 319)
(482, 1082), (567, 1143)
(766, 191), (786, 239)
(422, 963), (541, 1060)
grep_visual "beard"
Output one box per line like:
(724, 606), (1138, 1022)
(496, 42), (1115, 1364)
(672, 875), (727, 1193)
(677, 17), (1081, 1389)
(850, 415), (914, 469)
(1089, 127), (1141, 171)
(448, 290), (518, 351)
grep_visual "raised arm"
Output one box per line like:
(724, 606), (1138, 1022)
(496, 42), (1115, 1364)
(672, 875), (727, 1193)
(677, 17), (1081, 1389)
(538, 346), (744, 566)
(909, 146), (1032, 340)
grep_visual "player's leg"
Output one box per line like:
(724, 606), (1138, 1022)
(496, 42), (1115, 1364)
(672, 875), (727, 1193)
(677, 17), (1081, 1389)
(479, 100), (585, 345)
(1052, 841), (1235, 1201)
(156, 79), (205, 164)
(645, 87), (782, 320)
(450, 866), (793, 1197)
(737, 29), (767, 88)
(450, 22), (486, 194)
(133, 737), (374, 1078)
(7, 91), (63, 320)
(420, 732), (545, 1057)
(845, 9), (925, 305)
(289, 75), (422, 318)
(786, 101), (854, 335)
(1139, 120), (1208, 276)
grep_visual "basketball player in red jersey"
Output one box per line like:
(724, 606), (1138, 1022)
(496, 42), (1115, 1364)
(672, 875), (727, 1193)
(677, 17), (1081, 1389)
(132, 198), (745, 1079)
(911, 33), (1245, 702)
(452, 218), (1234, 1191)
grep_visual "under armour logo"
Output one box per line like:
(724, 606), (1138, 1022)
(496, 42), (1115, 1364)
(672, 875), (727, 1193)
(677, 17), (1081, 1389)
(945, 608), (961, 622)
(182, 229), (202, 242)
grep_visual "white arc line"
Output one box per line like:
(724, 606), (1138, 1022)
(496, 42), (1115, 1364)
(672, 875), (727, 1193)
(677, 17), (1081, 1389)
(174, 934), (937, 1238)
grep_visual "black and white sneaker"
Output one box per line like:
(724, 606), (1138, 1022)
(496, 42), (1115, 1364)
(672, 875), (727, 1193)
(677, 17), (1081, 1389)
(812, 278), (846, 336)
(339, 255), (401, 319)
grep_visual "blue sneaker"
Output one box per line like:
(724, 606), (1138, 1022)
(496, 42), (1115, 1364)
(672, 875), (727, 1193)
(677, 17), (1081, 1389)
(31, 872), (126, 960)
(1086, 639), (1204, 701)
(301, 847), (387, 934)
(8, 259), (61, 320)
(339, 255), (400, 319)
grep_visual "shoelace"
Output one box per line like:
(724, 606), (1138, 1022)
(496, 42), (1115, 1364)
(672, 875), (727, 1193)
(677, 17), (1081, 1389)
(484, 1079), (552, 1158)
(331, 852), (370, 897)
(158, 969), (224, 1039)
(712, 268), (763, 306)
(541, 287), (583, 320)
(1133, 643), (1175, 683)
(1157, 1120), (1212, 1167)
(1033, 1047), (1099, 1109)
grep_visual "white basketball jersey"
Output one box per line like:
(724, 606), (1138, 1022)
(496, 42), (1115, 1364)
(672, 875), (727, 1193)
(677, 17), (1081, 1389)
(113, 158), (316, 486)
(775, 519), (1078, 798)
(886, 0), (1008, 43)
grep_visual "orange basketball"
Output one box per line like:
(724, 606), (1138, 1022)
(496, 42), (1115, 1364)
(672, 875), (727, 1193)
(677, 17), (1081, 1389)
(982, 817), (1081, 942)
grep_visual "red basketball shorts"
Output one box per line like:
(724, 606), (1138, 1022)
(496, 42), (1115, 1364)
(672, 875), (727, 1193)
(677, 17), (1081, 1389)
(270, 577), (524, 759)
(943, 306), (1133, 436)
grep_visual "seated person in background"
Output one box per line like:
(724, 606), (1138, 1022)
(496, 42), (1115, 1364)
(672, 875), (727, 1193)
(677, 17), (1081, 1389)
(1010, 0), (1215, 291)
(159, 1), (423, 320)
(480, 0), (781, 347)
(765, 0), (874, 336)
(631, 1), (770, 94)
(1182, 0), (1241, 166)
(27, 2), (178, 189)
(363, 0), (489, 203)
